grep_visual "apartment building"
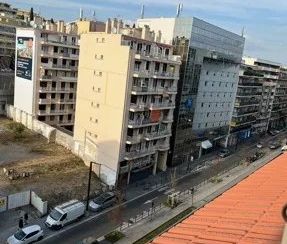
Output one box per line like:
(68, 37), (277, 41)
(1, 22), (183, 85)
(228, 63), (263, 145)
(14, 24), (79, 131)
(228, 57), (286, 145)
(243, 58), (283, 131)
(74, 19), (181, 185)
(137, 17), (245, 164)
(0, 2), (29, 114)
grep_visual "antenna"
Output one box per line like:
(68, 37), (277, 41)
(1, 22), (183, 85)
(92, 10), (96, 20)
(80, 8), (83, 20)
(241, 26), (245, 37)
(176, 4), (180, 17)
(176, 3), (183, 17)
(141, 4), (145, 19)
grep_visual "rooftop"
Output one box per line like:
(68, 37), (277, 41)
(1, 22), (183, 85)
(151, 152), (287, 244)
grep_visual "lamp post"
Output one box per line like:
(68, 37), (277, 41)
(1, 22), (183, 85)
(86, 161), (101, 211)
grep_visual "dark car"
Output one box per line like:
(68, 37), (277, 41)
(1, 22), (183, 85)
(218, 149), (231, 158)
(269, 142), (281, 149)
(88, 192), (117, 212)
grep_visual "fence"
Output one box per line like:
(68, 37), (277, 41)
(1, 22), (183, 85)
(0, 190), (48, 216)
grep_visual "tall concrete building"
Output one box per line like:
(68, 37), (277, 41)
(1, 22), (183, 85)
(14, 25), (79, 131)
(0, 2), (29, 114)
(74, 20), (181, 185)
(137, 17), (245, 164)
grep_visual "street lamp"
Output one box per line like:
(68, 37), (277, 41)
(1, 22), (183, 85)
(86, 161), (101, 211)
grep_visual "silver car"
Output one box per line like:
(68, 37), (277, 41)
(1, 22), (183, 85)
(89, 192), (117, 212)
(7, 225), (44, 244)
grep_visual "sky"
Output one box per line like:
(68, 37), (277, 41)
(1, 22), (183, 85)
(7, 0), (287, 64)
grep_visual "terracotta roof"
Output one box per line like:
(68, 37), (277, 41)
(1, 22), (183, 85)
(151, 153), (287, 244)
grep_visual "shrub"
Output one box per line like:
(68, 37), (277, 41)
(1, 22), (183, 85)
(104, 230), (125, 243)
(7, 122), (25, 139)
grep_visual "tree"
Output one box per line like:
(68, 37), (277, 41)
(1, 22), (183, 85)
(30, 8), (34, 21)
(50, 18), (54, 24)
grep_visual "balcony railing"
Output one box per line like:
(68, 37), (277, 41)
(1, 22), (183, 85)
(39, 87), (76, 93)
(149, 102), (175, 110)
(153, 71), (179, 79)
(41, 38), (79, 47)
(38, 109), (74, 115)
(131, 86), (164, 94)
(128, 118), (159, 128)
(41, 51), (78, 59)
(129, 103), (146, 112)
(126, 135), (144, 144)
(124, 148), (155, 160)
(144, 130), (172, 141)
(155, 143), (170, 151)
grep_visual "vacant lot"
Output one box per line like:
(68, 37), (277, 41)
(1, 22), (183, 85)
(0, 117), (101, 207)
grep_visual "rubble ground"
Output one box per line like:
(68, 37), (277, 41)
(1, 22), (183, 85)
(0, 117), (101, 207)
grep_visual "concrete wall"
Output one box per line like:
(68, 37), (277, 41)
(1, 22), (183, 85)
(74, 33), (131, 186)
(5, 105), (113, 186)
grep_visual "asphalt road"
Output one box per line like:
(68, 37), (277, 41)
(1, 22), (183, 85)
(40, 132), (287, 244)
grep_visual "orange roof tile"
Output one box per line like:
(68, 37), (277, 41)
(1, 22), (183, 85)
(151, 153), (287, 244)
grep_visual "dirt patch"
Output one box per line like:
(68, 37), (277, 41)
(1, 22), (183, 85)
(0, 117), (101, 207)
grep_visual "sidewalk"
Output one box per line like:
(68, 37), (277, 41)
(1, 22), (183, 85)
(115, 150), (282, 244)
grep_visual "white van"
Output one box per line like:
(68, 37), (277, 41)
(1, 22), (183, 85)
(45, 200), (85, 229)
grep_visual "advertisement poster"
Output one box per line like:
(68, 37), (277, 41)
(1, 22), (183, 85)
(16, 37), (33, 80)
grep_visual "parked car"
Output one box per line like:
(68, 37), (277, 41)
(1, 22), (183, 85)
(218, 149), (231, 158)
(7, 225), (43, 244)
(89, 192), (117, 212)
(45, 199), (85, 229)
(269, 142), (281, 149)
(282, 145), (287, 152)
(256, 142), (263, 149)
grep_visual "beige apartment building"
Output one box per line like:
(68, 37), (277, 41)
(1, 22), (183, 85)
(14, 23), (79, 131)
(74, 20), (181, 185)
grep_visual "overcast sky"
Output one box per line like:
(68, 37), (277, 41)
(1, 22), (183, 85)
(7, 0), (287, 64)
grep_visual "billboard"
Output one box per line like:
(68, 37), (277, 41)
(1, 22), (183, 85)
(16, 37), (33, 80)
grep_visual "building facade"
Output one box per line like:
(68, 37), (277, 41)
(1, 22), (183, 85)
(14, 26), (79, 131)
(137, 17), (245, 165)
(74, 20), (181, 185)
(0, 2), (29, 114)
(228, 57), (287, 146)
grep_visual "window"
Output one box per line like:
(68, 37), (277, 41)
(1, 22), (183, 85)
(201, 103), (204, 107)
(98, 88), (101, 92)
(205, 123), (208, 127)
(100, 55), (103, 60)
(146, 61), (150, 70)
(97, 103), (100, 108)
(41, 57), (48, 63)
(207, 112), (210, 117)
(205, 81), (208, 86)
(206, 71), (209, 75)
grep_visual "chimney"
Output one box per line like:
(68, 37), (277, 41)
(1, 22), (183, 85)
(156, 30), (162, 43)
(142, 25), (150, 40)
(105, 18), (112, 33)
(111, 18), (118, 33)
(57, 20), (65, 33)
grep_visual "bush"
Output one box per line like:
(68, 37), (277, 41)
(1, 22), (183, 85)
(104, 231), (125, 243)
(7, 122), (25, 139)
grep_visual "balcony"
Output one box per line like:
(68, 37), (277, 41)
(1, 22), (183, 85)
(131, 86), (164, 95)
(41, 38), (79, 48)
(264, 74), (279, 79)
(39, 75), (52, 81)
(129, 103), (147, 112)
(124, 148), (155, 160)
(134, 51), (181, 64)
(128, 119), (159, 128)
(234, 101), (260, 107)
(164, 86), (177, 94)
(41, 51), (79, 60)
(230, 116), (256, 127)
(256, 66), (280, 73)
(149, 102), (175, 110)
(236, 92), (261, 97)
(162, 116), (173, 123)
(144, 130), (172, 141)
(58, 120), (74, 126)
(37, 109), (74, 115)
(126, 135), (144, 144)
(133, 69), (151, 78)
(233, 110), (258, 117)
(152, 71), (179, 80)
(39, 87), (76, 93)
(155, 143), (170, 151)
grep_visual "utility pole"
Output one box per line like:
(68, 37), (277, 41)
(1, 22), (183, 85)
(86, 161), (101, 211)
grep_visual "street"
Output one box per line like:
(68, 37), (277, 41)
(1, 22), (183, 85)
(38, 132), (287, 244)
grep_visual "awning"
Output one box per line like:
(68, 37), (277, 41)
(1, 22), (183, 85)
(201, 140), (213, 149)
